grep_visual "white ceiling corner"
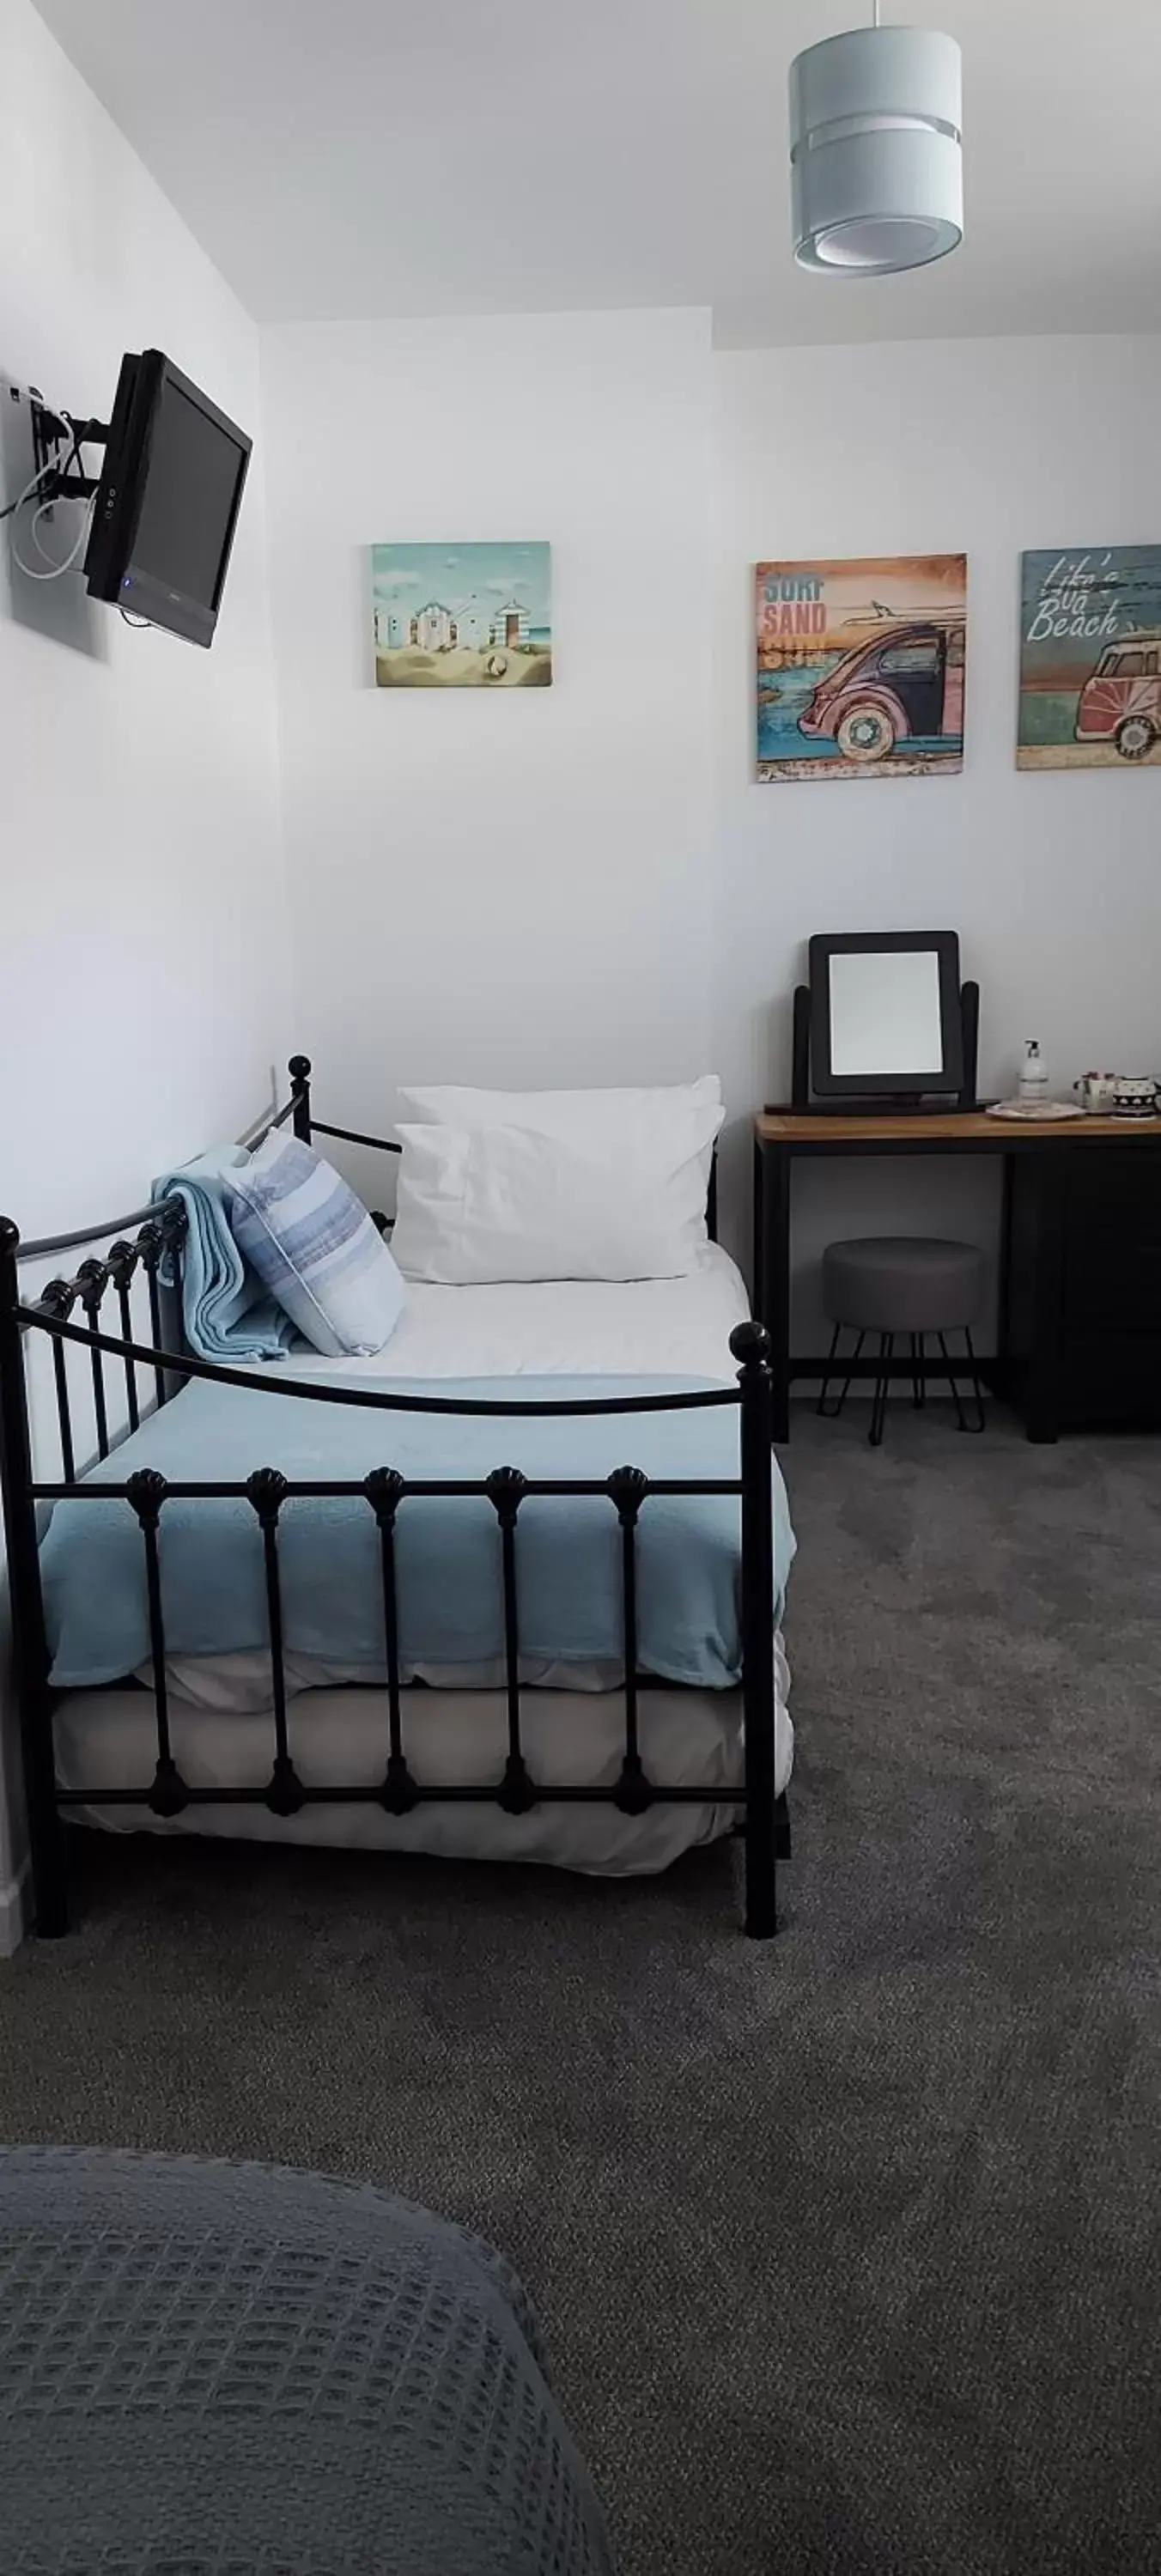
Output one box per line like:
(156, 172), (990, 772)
(30, 0), (1161, 346)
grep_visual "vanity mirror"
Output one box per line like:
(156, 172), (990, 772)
(792, 931), (978, 1112)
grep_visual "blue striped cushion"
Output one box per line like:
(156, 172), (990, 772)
(228, 1133), (404, 1358)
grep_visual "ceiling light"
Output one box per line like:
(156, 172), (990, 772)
(789, 10), (963, 276)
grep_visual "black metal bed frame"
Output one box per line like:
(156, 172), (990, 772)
(0, 1059), (787, 1942)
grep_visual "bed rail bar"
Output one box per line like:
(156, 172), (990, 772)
(15, 1202), (179, 1266)
(19, 1306), (742, 1420)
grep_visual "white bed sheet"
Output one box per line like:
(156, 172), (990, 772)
(274, 1242), (751, 1385)
(56, 1642), (793, 1880)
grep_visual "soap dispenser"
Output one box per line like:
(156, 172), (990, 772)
(1018, 1040), (1049, 1106)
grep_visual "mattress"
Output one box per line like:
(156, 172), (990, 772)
(56, 1636), (793, 1878)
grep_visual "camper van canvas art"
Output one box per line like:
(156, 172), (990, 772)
(756, 556), (967, 781)
(372, 543), (552, 687)
(1018, 548), (1161, 769)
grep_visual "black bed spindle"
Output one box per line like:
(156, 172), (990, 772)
(76, 1260), (111, 1461)
(606, 1467), (653, 1814)
(40, 1279), (77, 1484)
(730, 1321), (778, 1939)
(246, 1467), (303, 1815)
(485, 1467), (535, 1814)
(364, 1467), (416, 1814)
(106, 1240), (140, 1433)
(125, 1470), (187, 1817)
(157, 1199), (190, 1390)
(135, 1222), (168, 1409)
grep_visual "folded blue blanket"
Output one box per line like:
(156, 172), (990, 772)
(154, 1151), (295, 1363)
(42, 1375), (796, 1692)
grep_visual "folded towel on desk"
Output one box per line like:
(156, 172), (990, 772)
(154, 1150), (295, 1364)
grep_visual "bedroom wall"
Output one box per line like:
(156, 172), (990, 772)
(0, 0), (290, 1945)
(264, 313), (1160, 1339)
(712, 332), (1161, 1345)
(260, 307), (714, 1193)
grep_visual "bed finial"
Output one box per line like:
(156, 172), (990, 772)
(125, 1468), (169, 1528)
(484, 1465), (529, 1528)
(605, 1465), (650, 1522)
(0, 1216), (21, 1258)
(729, 1319), (772, 1374)
(289, 1055), (313, 1145)
(246, 1466), (290, 1526)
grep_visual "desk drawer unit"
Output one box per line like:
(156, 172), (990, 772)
(1006, 1144), (1161, 1432)
(1062, 1156), (1161, 1324)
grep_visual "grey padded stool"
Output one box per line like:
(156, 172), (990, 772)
(819, 1236), (986, 1447)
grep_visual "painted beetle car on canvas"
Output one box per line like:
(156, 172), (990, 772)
(1073, 632), (1161, 761)
(797, 617), (966, 763)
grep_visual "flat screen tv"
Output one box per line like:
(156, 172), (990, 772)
(84, 349), (252, 647)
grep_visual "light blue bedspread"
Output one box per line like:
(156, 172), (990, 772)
(42, 1376), (795, 1692)
(154, 1152), (296, 1363)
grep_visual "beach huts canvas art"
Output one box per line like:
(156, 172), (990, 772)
(372, 543), (552, 687)
(756, 555), (967, 781)
(1018, 547), (1161, 769)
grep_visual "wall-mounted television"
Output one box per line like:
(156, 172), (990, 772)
(83, 349), (252, 647)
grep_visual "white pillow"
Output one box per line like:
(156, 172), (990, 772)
(391, 1114), (724, 1285)
(397, 1078), (722, 1161)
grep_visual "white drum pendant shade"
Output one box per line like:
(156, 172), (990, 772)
(790, 26), (963, 275)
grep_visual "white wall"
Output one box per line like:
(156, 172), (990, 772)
(264, 316), (1159, 1334)
(264, 318), (1160, 1340)
(713, 334), (1161, 1344)
(0, 0), (290, 1943)
(262, 308), (714, 1195)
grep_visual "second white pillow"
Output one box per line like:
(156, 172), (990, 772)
(391, 1115), (723, 1285)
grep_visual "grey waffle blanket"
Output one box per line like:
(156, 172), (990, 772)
(0, 2147), (615, 2575)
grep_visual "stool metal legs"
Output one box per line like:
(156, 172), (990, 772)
(817, 1323), (866, 1420)
(939, 1327), (987, 1434)
(869, 1333), (894, 1447)
(818, 1326), (987, 1443)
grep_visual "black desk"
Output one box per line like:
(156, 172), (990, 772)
(754, 1109), (1161, 1443)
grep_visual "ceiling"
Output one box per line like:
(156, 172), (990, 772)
(33, 0), (1161, 345)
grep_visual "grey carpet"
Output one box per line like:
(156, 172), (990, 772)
(2, 1404), (1158, 2576)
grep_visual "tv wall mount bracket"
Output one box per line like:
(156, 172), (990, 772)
(27, 392), (110, 507)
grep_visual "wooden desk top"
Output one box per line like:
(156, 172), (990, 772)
(756, 1109), (1161, 1145)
